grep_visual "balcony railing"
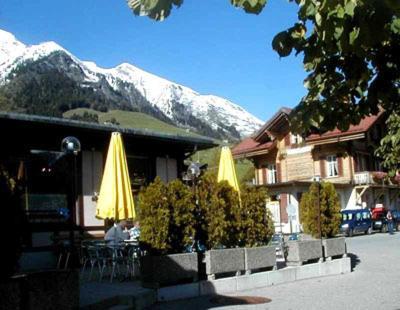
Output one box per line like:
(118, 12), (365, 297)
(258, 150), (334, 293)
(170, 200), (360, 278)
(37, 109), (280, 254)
(353, 171), (388, 185)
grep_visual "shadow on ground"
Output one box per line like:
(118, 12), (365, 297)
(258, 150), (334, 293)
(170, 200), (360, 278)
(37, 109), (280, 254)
(148, 295), (272, 309)
(347, 253), (360, 271)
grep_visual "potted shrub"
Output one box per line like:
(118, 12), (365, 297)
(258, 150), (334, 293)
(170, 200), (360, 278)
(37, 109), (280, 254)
(293, 182), (342, 265)
(372, 171), (388, 183)
(390, 173), (400, 185)
(139, 178), (198, 288)
(203, 182), (275, 279)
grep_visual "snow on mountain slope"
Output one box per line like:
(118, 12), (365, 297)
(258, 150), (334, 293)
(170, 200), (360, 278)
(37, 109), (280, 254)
(0, 29), (263, 138)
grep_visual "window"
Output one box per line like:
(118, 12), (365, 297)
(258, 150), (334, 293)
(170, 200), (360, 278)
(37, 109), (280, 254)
(362, 212), (370, 219)
(267, 164), (277, 184)
(326, 155), (338, 177)
(290, 134), (303, 145)
(356, 212), (362, 221)
(356, 154), (367, 172)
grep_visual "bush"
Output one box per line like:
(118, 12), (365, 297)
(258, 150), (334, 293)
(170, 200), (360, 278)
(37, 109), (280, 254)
(300, 182), (341, 238)
(139, 177), (170, 254)
(167, 179), (196, 252)
(139, 172), (275, 253)
(240, 185), (274, 247)
(195, 172), (240, 249)
(139, 177), (196, 255)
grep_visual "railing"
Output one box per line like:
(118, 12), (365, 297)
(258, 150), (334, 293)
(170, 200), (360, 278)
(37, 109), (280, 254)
(353, 172), (373, 185)
(353, 171), (388, 185)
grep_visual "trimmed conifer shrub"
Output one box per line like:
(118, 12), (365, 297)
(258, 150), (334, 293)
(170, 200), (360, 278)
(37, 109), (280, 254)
(195, 171), (241, 249)
(240, 185), (274, 247)
(139, 177), (197, 254)
(139, 171), (275, 253)
(167, 179), (196, 252)
(299, 182), (341, 238)
(139, 177), (170, 254)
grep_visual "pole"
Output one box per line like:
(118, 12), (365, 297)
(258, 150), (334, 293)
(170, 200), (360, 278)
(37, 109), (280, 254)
(317, 181), (322, 240)
(68, 154), (78, 269)
(278, 195), (283, 233)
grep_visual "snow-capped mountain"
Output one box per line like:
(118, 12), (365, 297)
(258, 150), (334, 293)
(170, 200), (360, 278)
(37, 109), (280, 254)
(0, 29), (263, 140)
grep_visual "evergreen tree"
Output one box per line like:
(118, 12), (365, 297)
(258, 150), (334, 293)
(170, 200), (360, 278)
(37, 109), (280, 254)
(240, 185), (274, 247)
(139, 177), (170, 254)
(300, 182), (341, 238)
(167, 179), (196, 252)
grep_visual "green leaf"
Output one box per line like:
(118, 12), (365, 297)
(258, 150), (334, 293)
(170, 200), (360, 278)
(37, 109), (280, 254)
(345, 0), (356, 16)
(127, 0), (183, 21)
(272, 31), (293, 57)
(391, 18), (400, 34)
(334, 26), (344, 40)
(315, 12), (322, 26)
(349, 27), (360, 45)
(231, 0), (267, 14)
(336, 6), (345, 18)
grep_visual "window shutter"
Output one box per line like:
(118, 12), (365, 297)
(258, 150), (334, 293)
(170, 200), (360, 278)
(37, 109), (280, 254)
(277, 162), (282, 183)
(284, 134), (290, 146)
(280, 194), (288, 223)
(338, 155), (343, 176)
(262, 168), (267, 185)
(353, 154), (358, 173)
(320, 157), (326, 178)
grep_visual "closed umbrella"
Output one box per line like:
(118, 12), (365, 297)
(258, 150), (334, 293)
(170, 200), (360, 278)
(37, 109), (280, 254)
(217, 146), (241, 199)
(96, 132), (135, 220)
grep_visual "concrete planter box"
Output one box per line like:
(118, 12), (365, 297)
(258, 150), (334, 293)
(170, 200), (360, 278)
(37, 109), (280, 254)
(286, 240), (323, 266)
(205, 248), (245, 279)
(141, 253), (198, 288)
(0, 269), (79, 310)
(322, 237), (346, 260)
(244, 246), (276, 274)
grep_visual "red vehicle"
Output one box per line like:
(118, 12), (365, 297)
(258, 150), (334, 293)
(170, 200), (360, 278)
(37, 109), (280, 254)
(371, 205), (388, 232)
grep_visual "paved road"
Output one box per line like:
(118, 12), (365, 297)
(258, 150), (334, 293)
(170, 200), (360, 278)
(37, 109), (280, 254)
(149, 232), (400, 310)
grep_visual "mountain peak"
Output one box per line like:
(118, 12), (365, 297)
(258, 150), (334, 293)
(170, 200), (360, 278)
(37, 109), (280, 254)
(0, 29), (26, 64)
(0, 29), (23, 45)
(0, 29), (263, 139)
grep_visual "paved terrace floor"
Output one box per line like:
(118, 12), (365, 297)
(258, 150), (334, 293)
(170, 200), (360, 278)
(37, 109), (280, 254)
(149, 232), (400, 310)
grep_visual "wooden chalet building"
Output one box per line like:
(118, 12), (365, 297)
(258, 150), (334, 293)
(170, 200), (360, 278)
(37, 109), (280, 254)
(232, 108), (400, 233)
(0, 112), (216, 270)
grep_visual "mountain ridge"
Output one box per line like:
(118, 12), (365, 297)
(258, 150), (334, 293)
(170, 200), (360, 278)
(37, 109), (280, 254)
(0, 29), (263, 140)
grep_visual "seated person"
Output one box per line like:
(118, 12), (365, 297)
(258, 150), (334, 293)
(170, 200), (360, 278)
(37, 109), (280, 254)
(129, 221), (141, 241)
(104, 220), (129, 245)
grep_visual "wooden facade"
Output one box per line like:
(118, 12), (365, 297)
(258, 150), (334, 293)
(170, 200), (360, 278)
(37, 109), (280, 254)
(233, 108), (400, 233)
(0, 112), (216, 270)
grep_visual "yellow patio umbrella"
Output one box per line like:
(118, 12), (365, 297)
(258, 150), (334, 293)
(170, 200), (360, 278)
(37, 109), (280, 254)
(217, 146), (241, 201)
(96, 132), (136, 220)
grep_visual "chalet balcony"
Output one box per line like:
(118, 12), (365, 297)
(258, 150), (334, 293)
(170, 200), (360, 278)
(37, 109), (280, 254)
(353, 171), (388, 185)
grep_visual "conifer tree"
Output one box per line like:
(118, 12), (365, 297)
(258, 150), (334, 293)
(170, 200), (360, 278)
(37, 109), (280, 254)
(300, 182), (341, 238)
(167, 179), (196, 252)
(139, 177), (170, 254)
(240, 185), (274, 247)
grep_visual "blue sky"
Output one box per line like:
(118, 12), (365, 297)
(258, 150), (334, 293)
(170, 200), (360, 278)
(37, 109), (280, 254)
(0, 0), (307, 122)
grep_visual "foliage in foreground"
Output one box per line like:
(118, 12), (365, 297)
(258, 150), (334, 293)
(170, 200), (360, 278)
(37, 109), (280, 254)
(128, 0), (400, 181)
(239, 185), (274, 247)
(139, 172), (274, 254)
(300, 182), (341, 238)
(375, 113), (400, 176)
(0, 165), (24, 280)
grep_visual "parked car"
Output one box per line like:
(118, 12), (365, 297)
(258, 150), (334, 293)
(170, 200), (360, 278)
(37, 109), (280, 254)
(269, 233), (284, 256)
(340, 209), (372, 237)
(371, 206), (389, 232)
(288, 233), (300, 241)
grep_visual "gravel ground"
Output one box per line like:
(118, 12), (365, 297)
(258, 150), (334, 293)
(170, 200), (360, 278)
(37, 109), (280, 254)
(149, 232), (400, 310)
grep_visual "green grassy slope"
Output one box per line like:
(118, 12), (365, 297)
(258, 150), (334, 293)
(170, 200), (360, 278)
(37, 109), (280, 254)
(64, 108), (254, 182)
(63, 108), (203, 138)
(192, 146), (254, 184)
